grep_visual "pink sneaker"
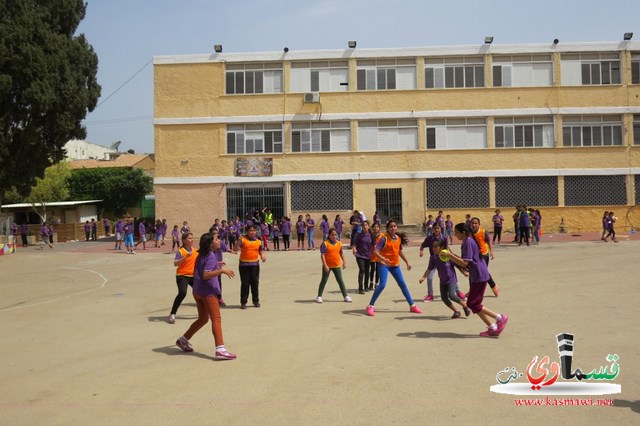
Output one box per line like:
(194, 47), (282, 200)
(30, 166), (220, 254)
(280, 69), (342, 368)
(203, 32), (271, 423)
(409, 305), (422, 314)
(176, 336), (193, 352)
(214, 349), (237, 360)
(495, 314), (508, 335)
(479, 328), (499, 337)
(366, 305), (375, 316)
(423, 295), (434, 302)
(457, 291), (466, 301)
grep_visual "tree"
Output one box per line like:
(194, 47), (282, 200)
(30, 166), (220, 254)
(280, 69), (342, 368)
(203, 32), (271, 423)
(0, 0), (101, 206)
(66, 168), (153, 215)
(25, 161), (71, 221)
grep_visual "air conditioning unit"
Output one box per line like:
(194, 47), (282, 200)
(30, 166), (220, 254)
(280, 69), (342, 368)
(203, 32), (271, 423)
(303, 92), (320, 103)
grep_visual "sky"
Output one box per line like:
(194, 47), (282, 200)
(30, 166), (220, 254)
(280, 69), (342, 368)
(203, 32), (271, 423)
(77, 0), (640, 154)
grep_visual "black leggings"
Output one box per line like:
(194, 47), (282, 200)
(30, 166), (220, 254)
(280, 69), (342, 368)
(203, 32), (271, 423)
(356, 257), (371, 291)
(170, 275), (194, 315)
(440, 281), (462, 307)
(282, 234), (290, 250)
(369, 261), (379, 286)
(239, 264), (260, 305)
(519, 227), (530, 245)
(480, 253), (497, 288)
(493, 225), (502, 242)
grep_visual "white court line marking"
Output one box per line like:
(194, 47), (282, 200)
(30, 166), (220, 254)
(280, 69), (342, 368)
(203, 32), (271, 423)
(0, 267), (109, 313)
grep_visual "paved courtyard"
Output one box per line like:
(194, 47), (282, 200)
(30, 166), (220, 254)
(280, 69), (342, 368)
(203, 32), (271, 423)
(0, 234), (638, 425)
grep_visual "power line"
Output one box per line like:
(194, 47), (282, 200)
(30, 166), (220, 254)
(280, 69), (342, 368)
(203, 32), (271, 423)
(95, 59), (152, 108)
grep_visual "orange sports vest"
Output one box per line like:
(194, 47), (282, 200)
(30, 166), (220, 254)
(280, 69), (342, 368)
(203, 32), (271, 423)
(176, 247), (197, 276)
(474, 228), (489, 255)
(379, 233), (401, 266)
(240, 237), (261, 262)
(323, 240), (342, 268)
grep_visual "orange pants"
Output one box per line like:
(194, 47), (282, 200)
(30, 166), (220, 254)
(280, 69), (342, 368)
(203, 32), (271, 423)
(183, 294), (223, 347)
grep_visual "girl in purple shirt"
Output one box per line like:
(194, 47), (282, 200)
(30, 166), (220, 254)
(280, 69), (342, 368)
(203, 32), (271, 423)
(447, 223), (508, 337)
(305, 214), (316, 250)
(296, 215), (306, 250)
(492, 209), (504, 244)
(280, 217), (291, 251)
(171, 225), (180, 252)
(352, 221), (372, 294)
(334, 214), (344, 240)
(272, 221), (280, 251)
(320, 214), (330, 241)
(176, 233), (237, 360)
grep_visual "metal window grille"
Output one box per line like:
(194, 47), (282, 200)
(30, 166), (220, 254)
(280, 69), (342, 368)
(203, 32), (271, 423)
(495, 177), (558, 207)
(426, 178), (490, 209)
(226, 185), (284, 221)
(375, 188), (403, 224)
(635, 175), (640, 203)
(564, 175), (627, 206)
(291, 180), (353, 211)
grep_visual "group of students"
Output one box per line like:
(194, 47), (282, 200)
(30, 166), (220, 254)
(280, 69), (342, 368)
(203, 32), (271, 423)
(316, 217), (508, 337)
(170, 223), (267, 361)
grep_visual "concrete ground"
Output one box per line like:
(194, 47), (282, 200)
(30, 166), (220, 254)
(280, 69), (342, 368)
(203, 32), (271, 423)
(0, 233), (638, 425)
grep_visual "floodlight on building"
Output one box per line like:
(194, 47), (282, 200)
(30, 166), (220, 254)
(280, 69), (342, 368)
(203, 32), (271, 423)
(348, 40), (357, 49)
(623, 32), (633, 41)
(484, 36), (494, 44)
(553, 38), (559, 45)
(284, 47), (289, 53)
(214, 44), (223, 53)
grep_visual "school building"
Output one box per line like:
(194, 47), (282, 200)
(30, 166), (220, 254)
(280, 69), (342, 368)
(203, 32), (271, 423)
(153, 39), (640, 234)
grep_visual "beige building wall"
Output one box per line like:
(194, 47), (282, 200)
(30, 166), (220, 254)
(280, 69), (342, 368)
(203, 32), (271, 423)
(154, 42), (640, 233)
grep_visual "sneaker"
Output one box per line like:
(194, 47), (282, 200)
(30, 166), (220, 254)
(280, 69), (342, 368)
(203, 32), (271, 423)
(254, 302), (261, 308)
(214, 349), (237, 360)
(358, 289), (365, 294)
(492, 285), (500, 297)
(344, 296), (352, 303)
(176, 336), (193, 352)
(463, 307), (471, 317)
(316, 296), (323, 303)
(168, 314), (176, 324)
(131, 250), (136, 254)
(240, 304), (247, 310)
(218, 299), (226, 307)
(479, 327), (499, 337)
(495, 314), (509, 335)
(366, 305), (375, 316)
(409, 305), (422, 314)
(423, 295), (434, 302)
(457, 290), (466, 301)
(451, 311), (461, 319)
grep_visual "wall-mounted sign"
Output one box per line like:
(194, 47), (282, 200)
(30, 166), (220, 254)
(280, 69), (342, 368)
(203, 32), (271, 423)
(235, 157), (273, 177)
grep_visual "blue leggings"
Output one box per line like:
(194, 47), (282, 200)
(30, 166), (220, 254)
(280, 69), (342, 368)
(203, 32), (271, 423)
(368, 265), (415, 306)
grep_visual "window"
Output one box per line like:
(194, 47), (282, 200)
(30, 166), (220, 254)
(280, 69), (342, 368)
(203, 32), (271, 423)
(632, 53), (640, 84)
(425, 56), (484, 89)
(225, 63), (283, 94)
(226, 124), (283, 154)
(426, 118), (487, 150)
(291, 180), (353, 211)
(358, 120), (418, 151)
(290, 61), (349, 92)
(426, 178), (490, 209)
(561, 115), (623, 147)
(291, 122), (350, 153)
(634, 115), (640, 145)
(560, 53), (620, 86)
(356, 59), (416, 90)
(227, 185), (284, 222)
(494, 116), (554, 148)
(565, 175), (626, 206)
(492, 55), (553, 87)
(495, 177), (558, 207)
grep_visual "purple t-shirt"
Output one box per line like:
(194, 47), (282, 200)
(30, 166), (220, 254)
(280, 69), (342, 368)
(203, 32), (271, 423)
(193, 252), (221, 297)
(296, 220), (305, 234)
(115, 220), (124, 233)
(40, 225), (47, 236)
(12, 223), (18, 236)
(436, 216), (445, 230)
(420, 234), (448, 256)
(460, 237), (490, 284)
(353, 232), (372, 259)
(281, 220), (291, 235)
(171, 229), (179, 240)
(307, 219), (315, 230)
(333, 219), (343, 234)
(445, 220), (453, 231)
(320, 220), (330, 235)
(214, 241), (229, 262)
(272, 225), (280, 238)
(84, 223), (90, 232)
(428, 254), (458, 285)
(138, 222), (146, 235)
(21, 223), (28, 234)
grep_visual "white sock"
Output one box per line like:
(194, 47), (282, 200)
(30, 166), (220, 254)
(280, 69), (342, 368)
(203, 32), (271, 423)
(489, 324), (497, 331)
(495, 314), (503, 322)
(216, 345), (225, 351)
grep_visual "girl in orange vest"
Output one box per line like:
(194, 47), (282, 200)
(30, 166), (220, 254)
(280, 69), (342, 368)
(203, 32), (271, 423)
(168, 232), (197, 324)
(238, 226), (266, 309)
(366, 220), (422, 316)
(316, 228), (351, 303)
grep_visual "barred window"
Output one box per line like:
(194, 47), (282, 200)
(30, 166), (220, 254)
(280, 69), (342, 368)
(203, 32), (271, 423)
(226, 185), (284, 222)
(636, 175), (640, 203)
(634, 115), (640, 145)
(291, 180), (353, 211)
(227, 124), (283, 154)
(426, 178), (490, 209)
(495, 177), (558, 207)
(561, 115), (623, 147)
(291, 122), (350, 153)
(494, 116), (554, 148)
(564, 175), (627, 206)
